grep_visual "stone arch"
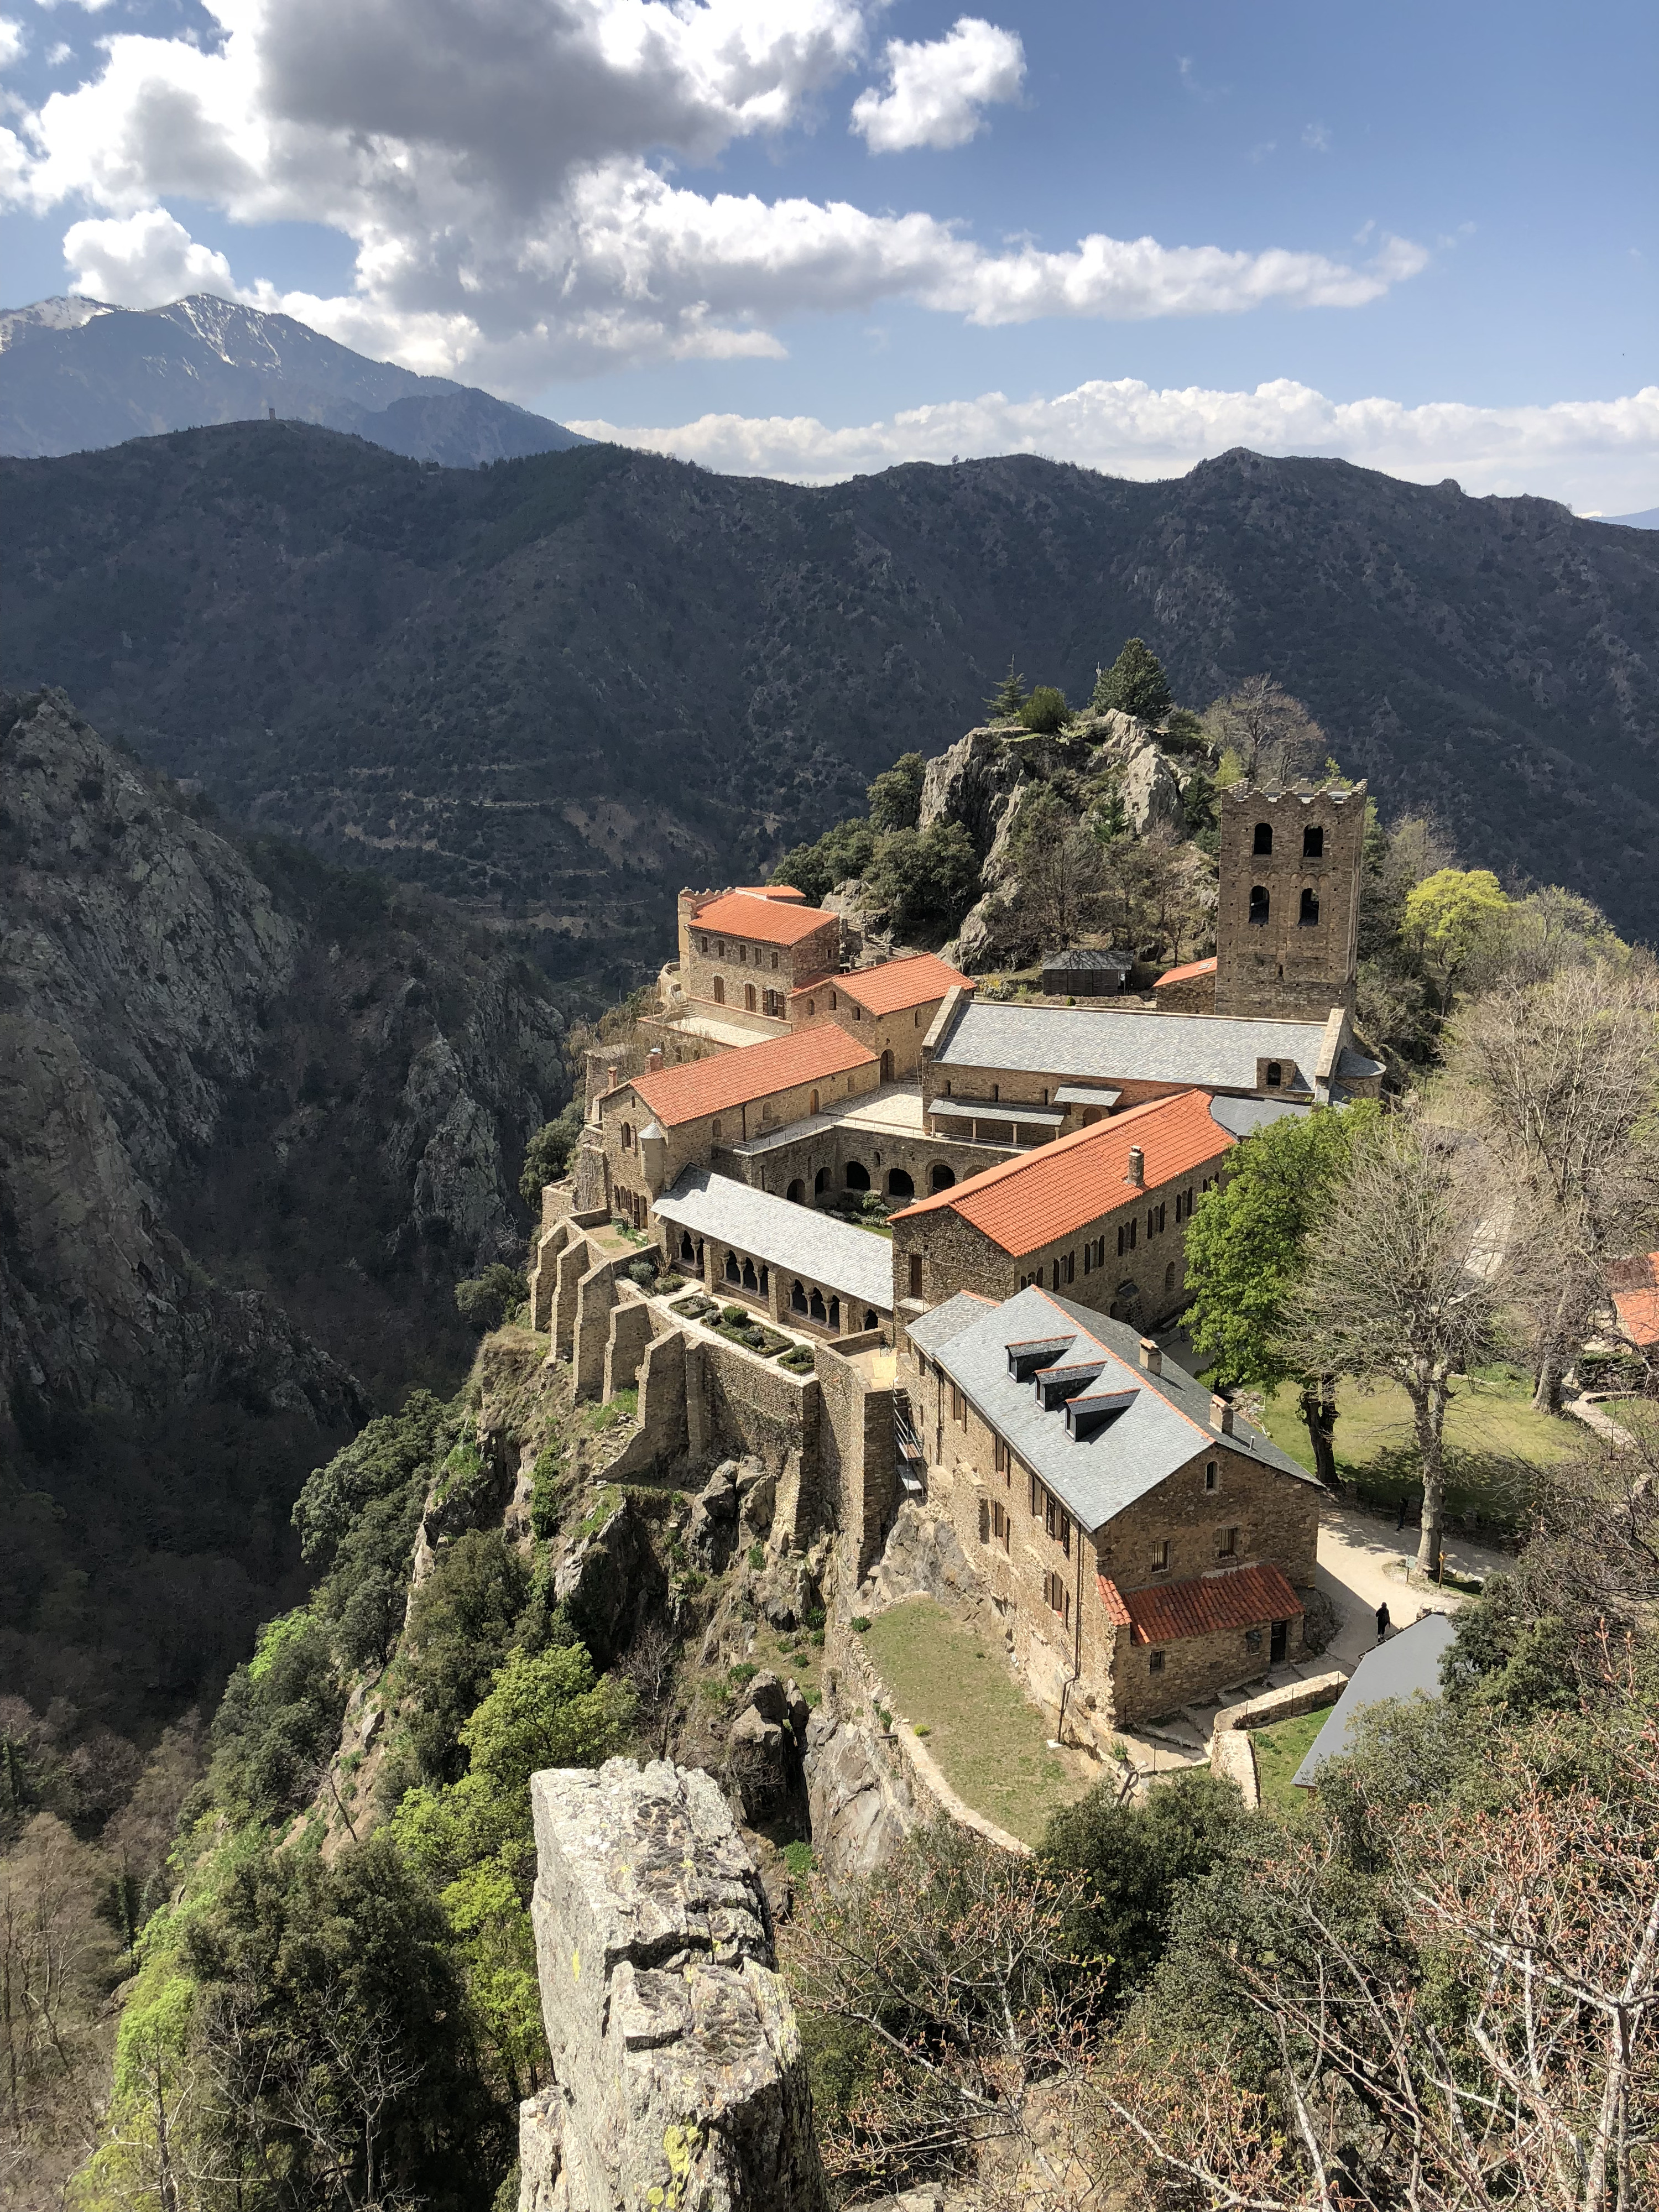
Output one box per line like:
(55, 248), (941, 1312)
(679, 1230), (697, 1264)
(880, 1049), (894, 1082)
(790, 1280), (808, 1313)
(742, 1257), (758, 1291)
(885, 1167), (915, 1199)
(930, 1162), (955, 1192)
(1249, 885), (1270, 925)
(843, 1160), (870, 1192)
(787, 1178), (805, 1204)
(1299, 886), (1319, 926)
(724, 1251), (742, 1284)
(1164, 1261), (1177, 1293)
(809, 1287), (828, 1323)
(863, 1310), (878, 1331)
(809, 1089), (820, 1114)
(1265, 1061), (1283, 1088)
(813, 1167), (828, 1196)
(828, 1296), (841, 1332)
(1253, 821), (1273, 855)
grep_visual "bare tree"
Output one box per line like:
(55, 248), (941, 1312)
(621, 1616), (681, 1760)
(1203, 676), (1326, 786)
(1288, 1109), (1512, 1575)
(1445, 962), (1659, 1411)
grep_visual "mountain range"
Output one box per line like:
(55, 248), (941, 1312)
(3, 424), (1657, 990)
(0, 292), (591, 467)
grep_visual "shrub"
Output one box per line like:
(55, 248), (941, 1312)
(529, 1448), (566, 1541)
(1017, 684), (1070, 734)
(866, 752), (926, 832)
(721, 1303), (747, 1325)
(748, 1542), (766, 1571)
(517, 1099), (585, 1208)
(627, 1257), (657, 1287)
(454, 1264), (527, 1332)
(851, 1616), (872, 1634)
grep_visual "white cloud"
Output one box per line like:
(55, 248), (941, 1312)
(851, 16), (1024, 153)
(3, 0), (1426, 384)
(0, 17), (26, 67)
(64, 206), (236, 306)
(1303, 122), (1331, 153)
(564, 377), (1659, 513)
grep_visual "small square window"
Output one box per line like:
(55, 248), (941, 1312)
(1149, 1650), (1165, 1675)
(1215, 1526), (1238, 1557)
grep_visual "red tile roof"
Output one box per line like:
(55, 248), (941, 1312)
(1097, 1574), (1131, 1626)
(731, 884), (807, 900)
(1610, 1252), (1659, 1348)
(692, 890), (839, 946)
(1124, 1563), (1302, 1646)
(1155, 955), (1218, 988)
(629, 1026), (877, 1128)
(889, 1089), (1233, 1257)
(792, 953), (972, 1018)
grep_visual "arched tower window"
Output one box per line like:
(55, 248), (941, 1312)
(1249, 885), (1270, 925)
(1265, 1062), (1283, 1088)
(1253, 822), (1273, 855)
(1299, 888), (1320, 927)
(1303, 825), (1324, 858)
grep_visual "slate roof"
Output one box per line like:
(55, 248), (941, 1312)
(906, 1286), (1313, 1535)
(629, 1027), (877, 1128)
(654, 1168), (893, 1311)
(1121, 1562), (1302, 1645)
(833, 953), (973, 1016)
(891, 1090), (1235, 1256)
(1291, 1614), (1458, 1787)
(1042, 947), (1134, 973)
(933, 1001), (1333, 1092)
(1207, 1094), (1313, 1138)
(691, 890), (839, 946)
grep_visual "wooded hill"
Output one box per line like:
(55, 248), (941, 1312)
(4, 427), (1656, 997)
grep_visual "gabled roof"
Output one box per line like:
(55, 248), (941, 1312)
(934, 1000), (1331, 1093)
(828, 953), (973, 1017)
(691, 890), (839, 946)
(654, 1168), (892, 1312)
(1123, 1563), (1302, 1646)
(1610, 1251), (1659, 1348)
(628, 1027), (877, 1128)
(906, 1286), (1312, 1535)
(890, 1089), (1234, 1256)
(1155, 955), (1217, 988)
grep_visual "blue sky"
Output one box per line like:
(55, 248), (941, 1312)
(2, 0), (1654, 504)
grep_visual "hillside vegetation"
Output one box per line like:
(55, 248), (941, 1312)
(4, 428), (1657, 995)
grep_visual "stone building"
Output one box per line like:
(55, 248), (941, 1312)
(658, 885), (844, 1054)
(655, 1168), (892, 1338)
(903, 1286), (1321, 1737)
(593, 1026), (880, 1225)
(889, 1089), (1254, 1337)
(785, 951), (972, 1079)
(921, 992), (1380, 1133)
(1213, 781), (1367, 1019)
(1151, 953), (1218, 1013)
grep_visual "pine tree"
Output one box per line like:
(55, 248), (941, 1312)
(983, 659), (1026, 720)
(1092, 638), (1173, 722)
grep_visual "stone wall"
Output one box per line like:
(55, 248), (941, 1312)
(521, 1759), (826, 2212)
(713, 1122), (1006, 1210)
(813, 1334), (898, 1579)
(1213, 782), (1366, 1019)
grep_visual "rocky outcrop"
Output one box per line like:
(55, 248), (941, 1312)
(802, 1707), (916, 1880)
(552, 1493), (670, 1671)
(522, 1758), (826, 2212)
(0, 688), (569, 1429)
(723, 1668), (811, 1822)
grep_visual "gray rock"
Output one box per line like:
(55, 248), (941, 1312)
(518, 2086), (562, 2211)
(735, 1669), (791, 1729)
(526, 1759), (826, 2212)
(802, 1710), (915, 1880)
(862, 1500), (975, 1611)
(552, 1493), (668, 1671)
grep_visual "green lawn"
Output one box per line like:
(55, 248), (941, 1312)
(1250, 1708), (1329, 1812)
(1258, 1366), (1578, 1536)
(859, 1599), (1091, 1847)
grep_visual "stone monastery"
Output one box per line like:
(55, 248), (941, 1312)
(530, 779), (1383, 1746)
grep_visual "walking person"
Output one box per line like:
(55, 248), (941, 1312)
(1375, 1600), (1391, 1645)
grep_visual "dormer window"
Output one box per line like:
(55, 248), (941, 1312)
(1253, 822), (1273, 855)
(1265, 1062), (1283, 1088)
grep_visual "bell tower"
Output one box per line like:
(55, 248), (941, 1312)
(1214, 781), (1366, 1019)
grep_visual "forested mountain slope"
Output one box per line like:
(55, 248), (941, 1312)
(0, 688), (568, 1766)
(3, 428), (1656, 985)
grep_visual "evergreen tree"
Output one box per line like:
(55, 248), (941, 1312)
(983, 660), (1027, 720)
(1092, 638), (1173, 722)
(1016, 685), (1070, 735)
(866, 752), (927, 832)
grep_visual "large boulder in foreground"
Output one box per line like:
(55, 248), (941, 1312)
(521, 1757), (826, 2212)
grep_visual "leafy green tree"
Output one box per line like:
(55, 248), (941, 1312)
(295, 1390), (453, 1671)
(1092, 638), (1172, 722)
(771, 818), (878, 905)
(1039, 1769), (1248, 2009)
(1401, 866), (1510, 1007)
(1183, 1104), (1378, 1485)
(866, 752), (926, 832)
(400, 1532), (533, 1785)
(454, 1263), (527, 1333)
(1016, 684), (1069, 735)
(518, 1100), (584, 1207)
(863, 821), (981, 938)
(207, 1607), (346, 1824)
(983, 659), (1027, 720)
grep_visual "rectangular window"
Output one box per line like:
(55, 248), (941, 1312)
(1029, 1472), (1041, 1517)
(1043, 1571), (1071, 1623)
(1156, 1203), (1166, 1234)
(1151, 1538), (1170, 1573)
(1149, 1649), (1165, 1675)
(1215, 1526), (1238, 1557)
(1117, 1225), (1126, 1257)
(1065, 1252), (1076, 1285)
(1060, 1511), (1071, 1558)
(979, 1498), (990, 1544)
(909, 1254), (924, 1300)
(951, 1385), (967, 1428)
(771, 952), (780, 969)
(1129, 1219), (1138, 1250)
(994, 1436), (1010, 1478)
(1082, 1243), (1091, 1276)
(1204, 1460), (1218, 1493)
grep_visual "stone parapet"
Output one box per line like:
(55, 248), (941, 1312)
(523, 1759), (826, 2212)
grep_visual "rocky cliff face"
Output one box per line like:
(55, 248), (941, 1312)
(0, 687), (571, 1742)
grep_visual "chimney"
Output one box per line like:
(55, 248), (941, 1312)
(1210, 1392), (1235, 1435)
(1125, 1145), (1145, 1187)
(1138, 1337), (1162, 1375)
(646, 1047), (664, 1073)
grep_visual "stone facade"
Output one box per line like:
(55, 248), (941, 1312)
(899, 1324), (1319, 1743)
(711, 1120), (1007, 1211)
(1213, 781), (1366, 1018)
(889, 1156), (1221, 1339)
(678, 889), (841, 1026)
